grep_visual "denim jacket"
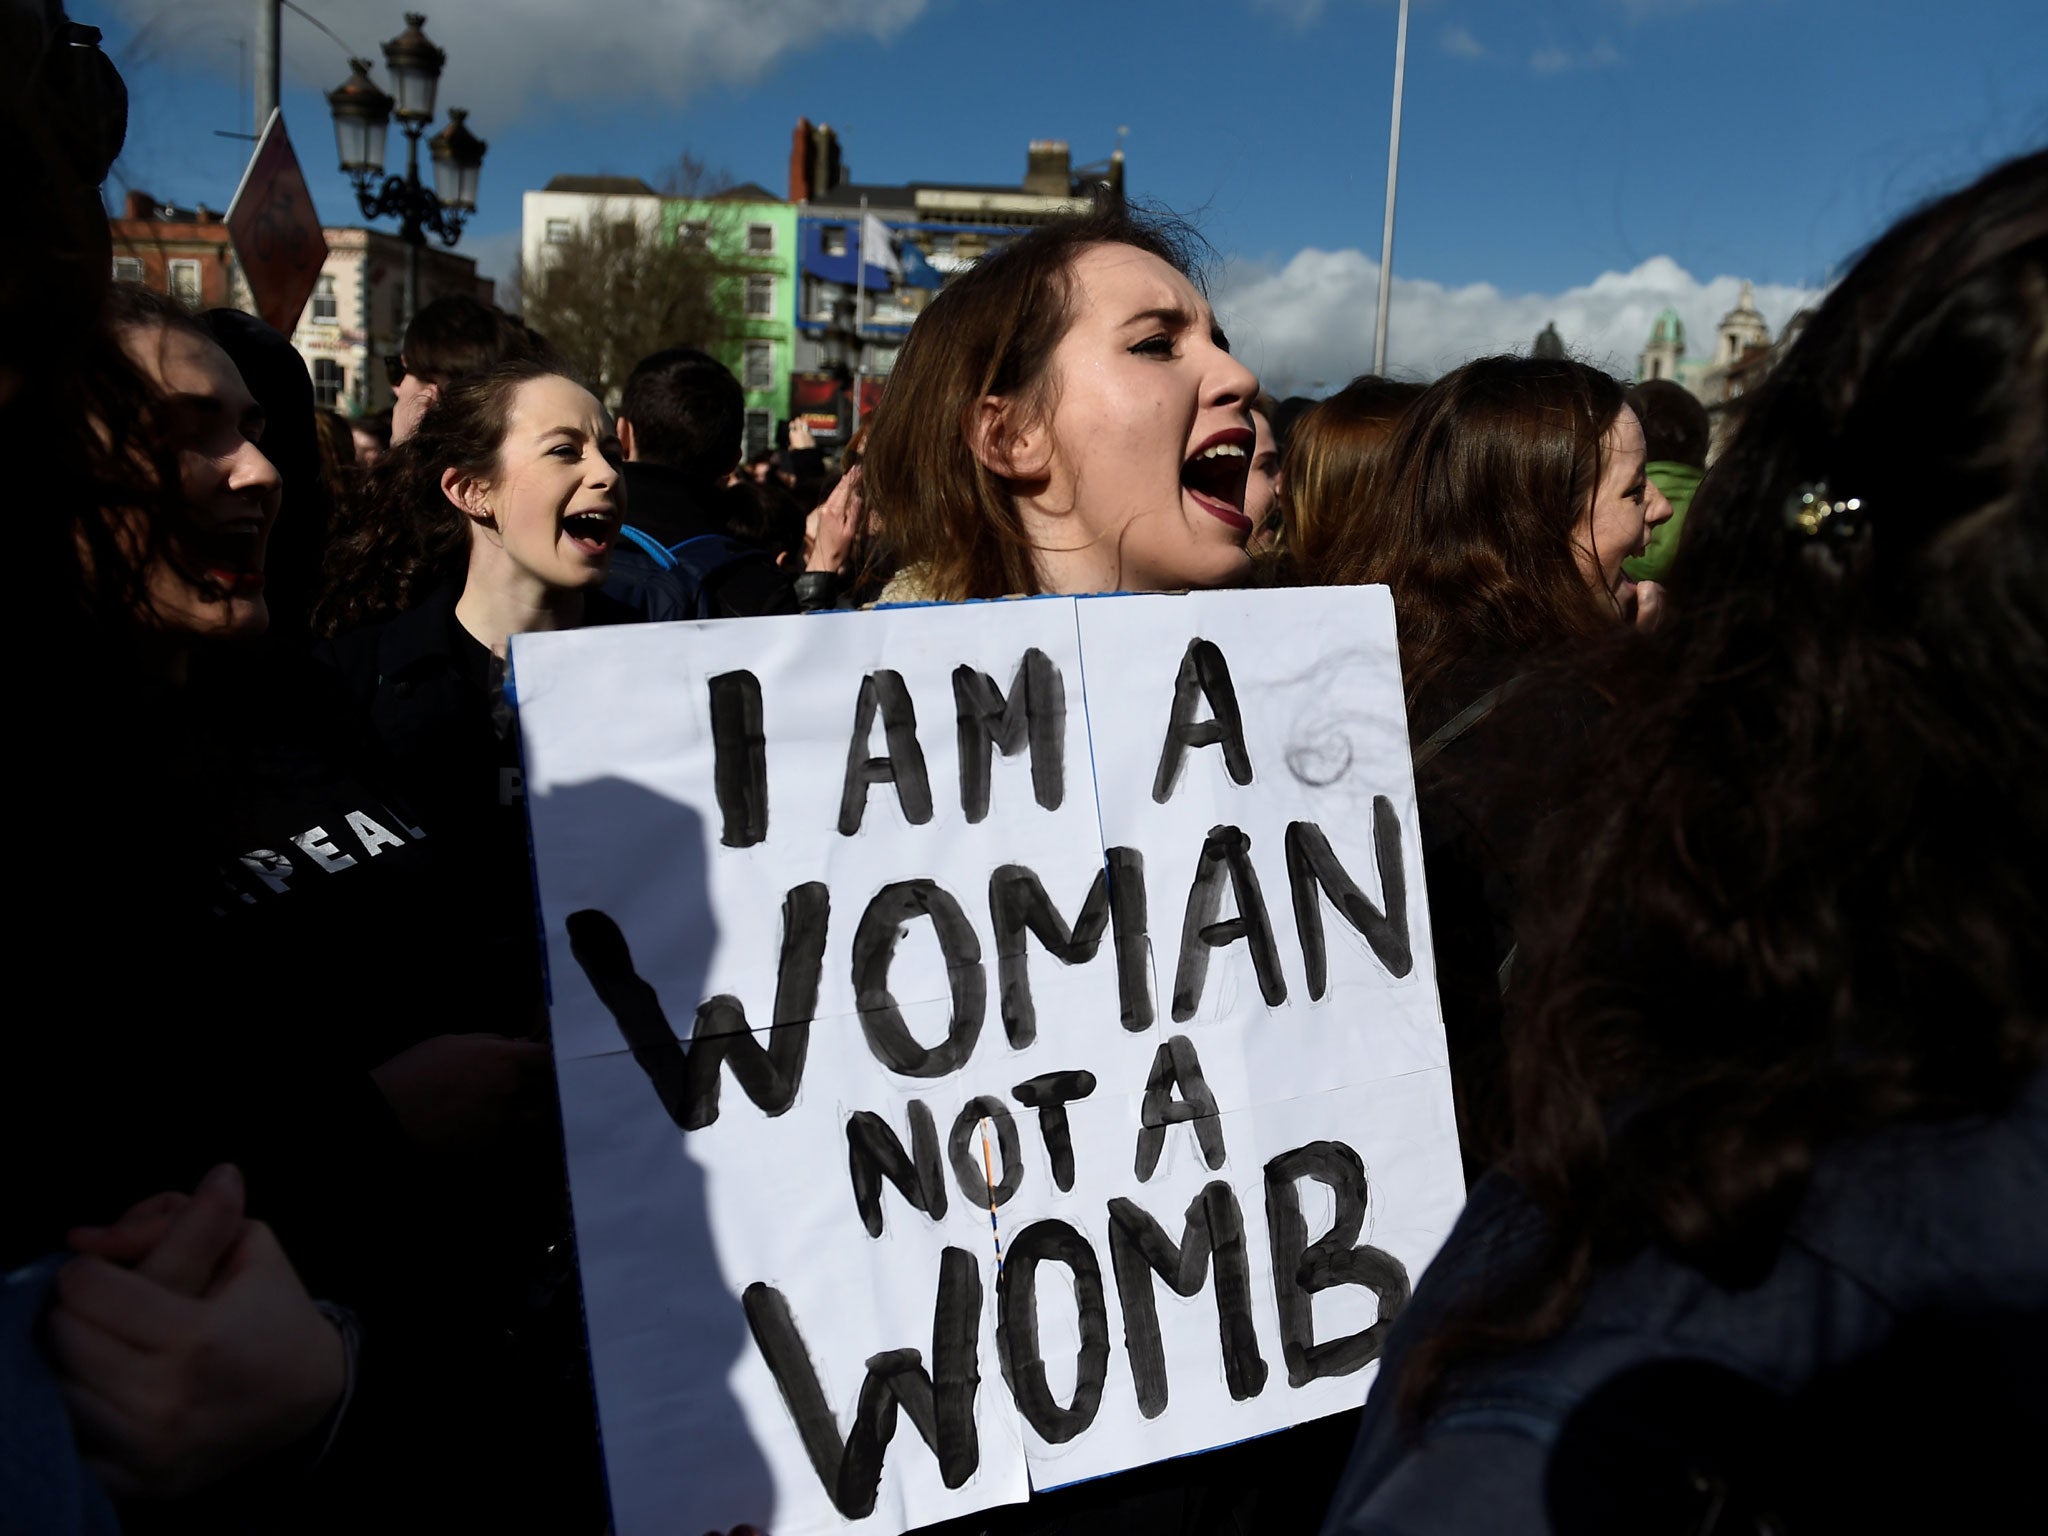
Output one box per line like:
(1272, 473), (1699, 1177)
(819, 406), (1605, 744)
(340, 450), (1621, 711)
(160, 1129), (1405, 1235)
(1320, 1070), (2048, 1535)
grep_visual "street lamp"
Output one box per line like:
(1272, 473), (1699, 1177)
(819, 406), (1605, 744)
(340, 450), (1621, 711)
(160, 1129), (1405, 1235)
(325, 12), (486, 331)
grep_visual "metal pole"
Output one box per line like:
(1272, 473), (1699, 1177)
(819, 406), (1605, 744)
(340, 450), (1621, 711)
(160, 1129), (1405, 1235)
(402, 129), (421, 331)
(253, 0), (280, 136)
(853, 194), (868, 427)
(1371, 0), (1409, 376)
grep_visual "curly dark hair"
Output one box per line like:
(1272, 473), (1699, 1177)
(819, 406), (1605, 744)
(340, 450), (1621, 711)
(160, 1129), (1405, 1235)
(316, 357), (584, 635)
(1402, 148), (2048, 1413)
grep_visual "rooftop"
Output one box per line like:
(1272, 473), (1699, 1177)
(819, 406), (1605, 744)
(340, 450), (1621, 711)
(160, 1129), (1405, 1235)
(542, 174), (657, 196)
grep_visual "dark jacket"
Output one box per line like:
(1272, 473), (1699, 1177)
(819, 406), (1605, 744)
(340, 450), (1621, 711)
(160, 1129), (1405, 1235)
(317, 589), (618, 1526)
(608, 461), (799, 620)
(1319, 1072), (2048, 1536)
(4, 642), (531, 1531)
(318, 582), (637, 1036)
(1408, 650), (1601, 1176)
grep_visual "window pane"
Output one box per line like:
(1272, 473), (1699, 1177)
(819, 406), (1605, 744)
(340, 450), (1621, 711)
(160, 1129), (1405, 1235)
(168, 261), (201, 306)
(744, 410), (772, 456)
(742, 340), (773, 390)
(112, 256), (144, 284)
(745, 275), (774, 317)
(747, 223), (774, 253)
(311, 358), (344, 408)
(822, 225), (846, 257)
(546, 218), (573, 244)
(311, 274), (338, 321)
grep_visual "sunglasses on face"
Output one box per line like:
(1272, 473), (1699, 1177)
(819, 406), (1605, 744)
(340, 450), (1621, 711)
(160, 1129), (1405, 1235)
(385, 355), (440, 390)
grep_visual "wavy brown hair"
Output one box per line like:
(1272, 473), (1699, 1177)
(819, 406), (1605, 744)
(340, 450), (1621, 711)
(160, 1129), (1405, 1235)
(1280, 374), (1424, 580)
(862, 204), (1202, 601)
(1316, 356), (1627, 707)
(316, 357), (579, 635)
(1401, 148), (2048, 1416)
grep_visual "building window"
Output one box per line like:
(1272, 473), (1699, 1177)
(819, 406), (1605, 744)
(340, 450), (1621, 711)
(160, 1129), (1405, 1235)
(675, 221), (708, 247)
(311, 358), (345, 408)
(821, 225), (847, 257)
(167, 259), (201, 307)
(545, 217), (574, 244)
(742, 339), (774, 391)
(112, 255), (144, 284)
(311, 274), (337, 322)
(745, 274), (776, 318)
(744, 409), (773, 457)
(747, 222), (775, 254)
(929, 231), (955, 257)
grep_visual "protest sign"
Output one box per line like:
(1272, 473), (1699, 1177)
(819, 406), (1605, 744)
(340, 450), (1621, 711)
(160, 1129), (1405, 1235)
(515, 587), (1467, 1536)
(226, 110), (327, 337)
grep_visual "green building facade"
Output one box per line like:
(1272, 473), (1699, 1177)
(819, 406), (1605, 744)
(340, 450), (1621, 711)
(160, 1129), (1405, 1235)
(660, 192), (797, 457)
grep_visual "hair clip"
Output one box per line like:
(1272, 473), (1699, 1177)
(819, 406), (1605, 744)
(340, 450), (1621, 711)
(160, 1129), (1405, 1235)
(1784, 482), (1867, 541)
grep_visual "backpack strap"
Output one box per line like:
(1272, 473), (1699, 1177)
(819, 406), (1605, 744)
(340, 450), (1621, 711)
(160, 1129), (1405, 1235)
(615, 524), (677, 570)
(1412, 675), (1528, 771)
(1413, 673), (1530, 997)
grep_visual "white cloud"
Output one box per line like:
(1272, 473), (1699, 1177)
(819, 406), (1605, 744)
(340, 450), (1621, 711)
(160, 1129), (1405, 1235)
(108, 0), (932, 118)
(1214, 249), (1824, 396)
(1440, 24), (1485, 59)
(1529, 39), (1623, 73)
(1251, 0), (1329, 24)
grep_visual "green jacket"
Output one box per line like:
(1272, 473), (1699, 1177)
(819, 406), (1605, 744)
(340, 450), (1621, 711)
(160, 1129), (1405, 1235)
(1623, 460), (1702, 585)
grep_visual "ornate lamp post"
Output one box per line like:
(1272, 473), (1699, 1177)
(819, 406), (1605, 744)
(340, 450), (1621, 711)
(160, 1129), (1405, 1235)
(325, 13), (486, 332)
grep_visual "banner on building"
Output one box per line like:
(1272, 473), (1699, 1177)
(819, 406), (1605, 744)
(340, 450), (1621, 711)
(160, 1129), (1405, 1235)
(514, 589), (1467, 1536)
(791, 370), (847, 439)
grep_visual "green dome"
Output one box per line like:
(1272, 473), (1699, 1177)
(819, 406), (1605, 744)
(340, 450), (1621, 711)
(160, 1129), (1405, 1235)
(1649, 307), (1685, 347)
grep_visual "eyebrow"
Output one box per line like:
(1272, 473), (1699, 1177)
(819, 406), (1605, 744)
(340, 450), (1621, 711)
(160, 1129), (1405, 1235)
(1120, 306), (1233, 352)
(168, 391), (265, 433)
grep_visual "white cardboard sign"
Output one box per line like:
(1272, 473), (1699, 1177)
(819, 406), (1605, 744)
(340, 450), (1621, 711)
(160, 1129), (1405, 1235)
(514, 588), (1466, 1536)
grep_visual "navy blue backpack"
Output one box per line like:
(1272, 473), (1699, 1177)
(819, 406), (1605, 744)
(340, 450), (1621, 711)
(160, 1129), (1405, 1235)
(602, 527), (776, 622)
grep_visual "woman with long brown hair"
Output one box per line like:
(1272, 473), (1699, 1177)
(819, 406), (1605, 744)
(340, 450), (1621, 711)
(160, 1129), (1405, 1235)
(863, 204), (1263, 600)
(1317, 354), (1669, 723)
(1276, 374), (1422, 579)
(1310, 357), (1671, 1170)
(1321, 148), (2048, 1536)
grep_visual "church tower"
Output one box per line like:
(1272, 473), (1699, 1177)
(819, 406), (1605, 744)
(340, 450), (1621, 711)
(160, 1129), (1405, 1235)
(1715, 280), (1770, 366)
(1639, 307), (1685, 382)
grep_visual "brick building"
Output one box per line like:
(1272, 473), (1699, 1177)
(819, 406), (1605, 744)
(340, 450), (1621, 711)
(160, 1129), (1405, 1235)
(108, 192), (493, 417)
(108, 190), (248, 311)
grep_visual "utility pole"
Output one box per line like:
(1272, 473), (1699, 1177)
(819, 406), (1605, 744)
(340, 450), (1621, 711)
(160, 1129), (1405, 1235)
(1371, 0), (1410, 375)
(254, 0), (280, 136)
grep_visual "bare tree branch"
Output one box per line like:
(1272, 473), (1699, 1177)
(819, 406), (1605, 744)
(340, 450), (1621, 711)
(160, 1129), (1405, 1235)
(522, 201), (744, 404)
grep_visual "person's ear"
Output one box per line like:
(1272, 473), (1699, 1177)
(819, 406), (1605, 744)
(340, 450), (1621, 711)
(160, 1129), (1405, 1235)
(441, 465), (495, 528)
(969, 394), (1053, 483)
(616, 416), (638, 461)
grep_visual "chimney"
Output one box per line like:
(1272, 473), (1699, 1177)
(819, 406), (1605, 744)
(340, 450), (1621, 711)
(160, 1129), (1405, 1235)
(811, 124), (842, 198)
(124, 189), (154, 220)
(789, 117), (814, 202)
(1024, 139), (1070, 198)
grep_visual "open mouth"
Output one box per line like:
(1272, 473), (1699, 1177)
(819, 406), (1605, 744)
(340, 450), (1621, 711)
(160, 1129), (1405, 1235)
(1181, 429), (1255, 534)
(193, 520), (268, 597)
(562, 510), (618, 555)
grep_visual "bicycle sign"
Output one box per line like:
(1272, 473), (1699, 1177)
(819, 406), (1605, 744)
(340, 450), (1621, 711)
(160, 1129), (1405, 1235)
(228, 110), (329, 336)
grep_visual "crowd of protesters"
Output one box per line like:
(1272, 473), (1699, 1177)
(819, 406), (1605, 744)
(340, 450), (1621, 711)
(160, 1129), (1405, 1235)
(5, 4), (2043, 1532)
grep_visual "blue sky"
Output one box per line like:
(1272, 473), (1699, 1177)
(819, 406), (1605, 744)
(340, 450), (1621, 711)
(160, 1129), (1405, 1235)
(90, 0), (2047, 389)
